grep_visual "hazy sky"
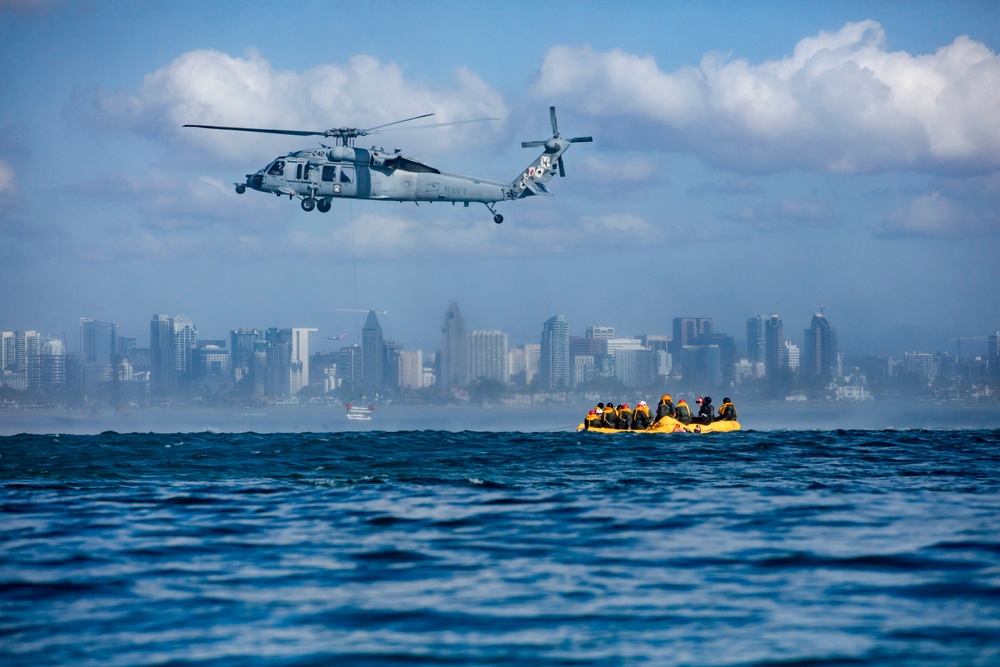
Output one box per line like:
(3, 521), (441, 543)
(2, 1), (998, 357)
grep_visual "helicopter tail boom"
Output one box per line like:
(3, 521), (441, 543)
(512, 107), (592, 199)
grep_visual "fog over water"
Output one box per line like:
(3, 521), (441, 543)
(3, 402), (999, 437)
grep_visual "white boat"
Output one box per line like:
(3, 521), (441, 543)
(345, 403), (373, 420)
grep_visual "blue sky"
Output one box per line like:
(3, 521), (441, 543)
(1, 0), (998, 356)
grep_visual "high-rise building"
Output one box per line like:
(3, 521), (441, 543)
(362, 310), (385, 388)
(38, 338), (67, 389)
(399, 350), (425, 389)
(670, 318), (715, 375)
(570, 336), (608, 387)
(803, 311), (837, 382)
(173, 315), (198, 383)
(989, 332), (999, 378)
(615, 348), (657, 388)
(747, 316), (767, 364)
(540, 314), (570, 389)
(764, 314), (785, 376)
(80, 318), (117, 394)
(469, 330), (509, 383)
(904, 351), (935, 381)
(439, 302), (469, 389)
(785, 340), (800, 370)
(150, 315), (176, 395)
(230, 328), (262, 385)
(290, 327), (318, 393)
(523, 344), (540, 386)
(586, 326), (615, 340)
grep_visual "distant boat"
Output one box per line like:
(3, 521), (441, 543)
(345, 402), (374, 421)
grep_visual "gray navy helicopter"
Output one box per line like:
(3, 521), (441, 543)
(184, 107), (591, 224)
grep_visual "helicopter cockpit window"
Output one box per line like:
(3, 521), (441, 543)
(340, 168), (354, 184)
(267, 160), (284, 176)
(321, 165), (336, 182)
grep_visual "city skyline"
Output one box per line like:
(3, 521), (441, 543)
(4, 302), (998, 362)
(2, 3), (999, 359)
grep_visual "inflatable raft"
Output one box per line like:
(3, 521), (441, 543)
(577, 415), (741, 434)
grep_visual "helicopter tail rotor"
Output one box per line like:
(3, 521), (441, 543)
(520, 106), (592, 178)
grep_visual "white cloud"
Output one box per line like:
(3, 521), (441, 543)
(0, 159), (17, 213)
(731, 199), (837, 232)
(532, 21), (1000, 174)
(0, 159), (14, 191)
(84, 50), (509, 164)
(877, 191), (972, 238)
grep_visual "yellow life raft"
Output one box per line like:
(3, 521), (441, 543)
(577, 415), (741, 434)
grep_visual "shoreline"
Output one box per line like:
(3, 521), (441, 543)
(3, 401), (1000, 436)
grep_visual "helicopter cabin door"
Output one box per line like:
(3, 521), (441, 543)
(320, 165), (358, 198)
(287, 159), (320, 193)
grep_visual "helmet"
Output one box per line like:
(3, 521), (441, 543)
(588, 410), (596, 415)
(596, 408), (603, 414)
(638, 401), (647, 406)
(622, 404), (629, 409)
(704, 396), (712, 404)
(723, 397), (731, 403)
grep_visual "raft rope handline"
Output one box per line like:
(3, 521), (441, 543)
(350, 202), (360, 344)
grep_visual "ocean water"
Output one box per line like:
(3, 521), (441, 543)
(2, 424), (999, 665)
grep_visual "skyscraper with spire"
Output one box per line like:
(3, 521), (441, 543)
(362, 310), (385, 388)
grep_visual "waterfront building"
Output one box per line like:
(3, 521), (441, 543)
(803, 311), (838, 382)
(230, 328), (262, 385)
(79, 318), (117, 394)
(570, 335), (607, 387)
(399, 350), (425, 389)
(150, 315), (175, 395)
(523, 344), (540, 386)
(290, 327), (318, 393)
(670, 318), (715, 376)
(540, 315), (570, 389)
(586, 326), (615, 340)
(764, 314), (785, 376)
(785, 340), (800, 370)
(173, 315), (198, 384)
(439, 302), (469, 389)
(469, 330), (509, 384)
(904, 351), (935, 381)
(747, 316), (767, 364)
(362, 311), (385, 389)
(615, 347), (657, 389)
(38, 337), (67, 390)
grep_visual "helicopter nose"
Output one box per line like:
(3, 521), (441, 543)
(247, 173), (264, 191)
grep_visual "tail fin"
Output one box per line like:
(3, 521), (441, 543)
(512, 107), (592, 198)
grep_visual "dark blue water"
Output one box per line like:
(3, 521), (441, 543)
(2, 429), (999, 666)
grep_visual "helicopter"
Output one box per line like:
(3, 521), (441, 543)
(184, 107), (592, 224)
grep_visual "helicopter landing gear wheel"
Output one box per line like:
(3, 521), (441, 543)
(301, 197), (316, 212)
(485, 202), (503, 224)
(235, 184), (246, 195)
(316, 199), (331, 213)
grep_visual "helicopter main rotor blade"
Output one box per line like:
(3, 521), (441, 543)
(399, 117), (499, 131)
(183, 124), (328, 137)
(362, 113), (435, 133)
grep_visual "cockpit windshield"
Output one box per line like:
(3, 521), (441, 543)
(267, 160), (285, 176)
